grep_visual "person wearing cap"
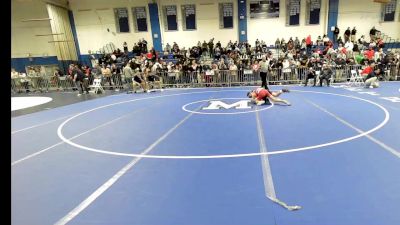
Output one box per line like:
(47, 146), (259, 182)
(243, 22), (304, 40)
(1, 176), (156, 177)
(319, 64), (333, 86)
(247, 87), (291, 106)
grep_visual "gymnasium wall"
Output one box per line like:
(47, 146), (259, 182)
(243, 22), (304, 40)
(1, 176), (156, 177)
(337, 0), (400, 40)
(11, 0), (68, 72)
(68, 0), (154, 55)
(11, 0), (66, 58)
(11, 0), (400, 72)
(158, 0), (239, 49)
(247, 0), (329, 46)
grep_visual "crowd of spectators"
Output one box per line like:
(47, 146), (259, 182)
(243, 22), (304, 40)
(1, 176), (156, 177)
(11, 25), (400, 94)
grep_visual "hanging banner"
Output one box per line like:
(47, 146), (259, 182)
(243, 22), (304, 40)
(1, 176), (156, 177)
(250, 0), (280, 19)
(116, 8), (128, 18)
(184, 5), (195, 17)
(288, 0), (300, 25)
(383, 0), (396, 21)
(308, 0), (321, 24)
(166, 5), (177, 15)
(134, 7), (146, 19)
(223, 3), (233, 17)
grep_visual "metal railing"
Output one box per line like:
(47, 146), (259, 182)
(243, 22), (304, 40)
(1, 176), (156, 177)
(11, 64), (399, 94)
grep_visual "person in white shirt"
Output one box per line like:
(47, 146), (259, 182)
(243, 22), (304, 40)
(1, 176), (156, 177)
(11, 68), (19, 79)
(282, 59), (291, 81)
(344, 41), (353, 52)
(18, 72), (30, 91)
(229, 62), (238, 83)
(322, 35), (330, 45)
(374, 48), (385, 62)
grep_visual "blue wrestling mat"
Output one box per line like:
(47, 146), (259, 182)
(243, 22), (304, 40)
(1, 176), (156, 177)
(11, 82), (400, 225)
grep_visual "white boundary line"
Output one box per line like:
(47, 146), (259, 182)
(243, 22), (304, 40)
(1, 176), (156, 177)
(182, 98), (274, 115)
(53, 97), (205, 225)
(11, 91), (133, 134)
(256, 109), (301, 210)
(13, 91), (235, 165)
(11, 112), (139, 166)
(307, 100), (400, 158)
(12, 114), (75, 134)
(57, 90), (390, 159)
(255, 109), (277, 199)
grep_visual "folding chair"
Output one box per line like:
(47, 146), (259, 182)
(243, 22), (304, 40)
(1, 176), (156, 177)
(347, 70), (364, 86)
(356, 70), (365, 86)
(89, 78), (104, 94)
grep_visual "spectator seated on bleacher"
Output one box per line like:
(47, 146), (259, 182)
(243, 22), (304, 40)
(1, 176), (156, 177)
(364, 47), (375, 61)
(354, 52), (365, 65)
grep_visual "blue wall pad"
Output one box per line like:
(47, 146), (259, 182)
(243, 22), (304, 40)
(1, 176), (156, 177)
(68, 10), (82, 62)
(148, 3), (163, 52)
(238, 0), (247, 43)
(327, 0), (339, 41)
(11, 56), (59, 73)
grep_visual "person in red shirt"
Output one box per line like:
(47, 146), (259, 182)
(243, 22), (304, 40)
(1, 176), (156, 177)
(306, 35), (312, 55)
(247, 87), (291, 106)
(360, 62), (375, 76)
(364, 47), (375, 60)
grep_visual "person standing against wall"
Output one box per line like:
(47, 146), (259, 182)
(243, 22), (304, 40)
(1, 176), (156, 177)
(123, 42), (128, 54)
(208, 38), (214, 58)
(344, 27), (351, 43)
(370, 26), (377, 42)
(351, 27), (357, 43)
(333, 26), (340, 45)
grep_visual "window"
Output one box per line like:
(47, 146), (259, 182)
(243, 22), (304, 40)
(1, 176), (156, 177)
(249, 0), (280, 19)
(132, 7), (148, 32)
(219, 3), (234, 29)
(306, 0), (321, 25)
(381, 0), (397, 22)
(182, 4), (196, 30)
(163, 5), (178, 31)
(286, 0), (300, 26)
(114, 8), (130, 33)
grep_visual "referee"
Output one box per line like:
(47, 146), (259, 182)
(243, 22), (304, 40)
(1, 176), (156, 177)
(259, 56), (270, 90)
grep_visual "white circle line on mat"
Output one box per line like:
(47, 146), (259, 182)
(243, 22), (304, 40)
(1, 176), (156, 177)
(57, 89), (389, 159)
